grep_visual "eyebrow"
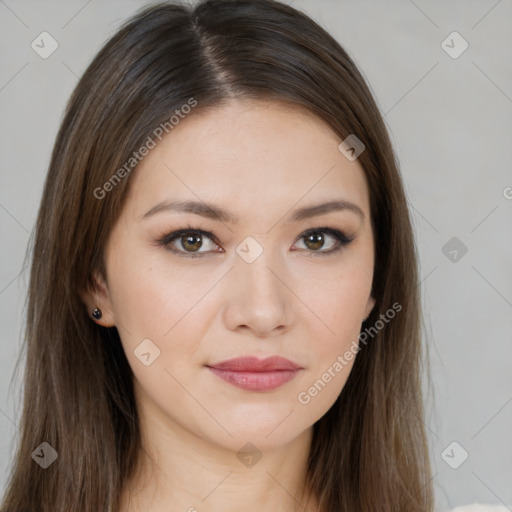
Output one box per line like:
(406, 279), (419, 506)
(141, 198), (365, 223)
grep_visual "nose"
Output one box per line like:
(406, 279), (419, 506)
(221, 244), (294, 338)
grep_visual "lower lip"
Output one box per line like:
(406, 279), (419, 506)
(207, 367), (301, 391)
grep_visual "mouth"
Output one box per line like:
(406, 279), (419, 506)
(206, 356), (303, 392)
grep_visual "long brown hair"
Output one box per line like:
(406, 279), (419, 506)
(1, 1), (434, 511)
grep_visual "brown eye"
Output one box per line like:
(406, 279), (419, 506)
(293, 227), (354, 256)
(157, 228), (221, 257)
(180, 233), (203, 252)
(303, 232), (325, 251)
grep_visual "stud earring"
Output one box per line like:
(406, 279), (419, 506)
(92, 308), (102, 320)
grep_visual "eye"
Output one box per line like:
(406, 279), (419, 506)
(155, 226), (354, 258)
(292, 227), (354, 256)
(157, 226), (222, 258)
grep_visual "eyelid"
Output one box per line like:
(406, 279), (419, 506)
(299, 227), (354, 245)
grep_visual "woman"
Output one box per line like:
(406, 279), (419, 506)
(1, 0), (434, 511)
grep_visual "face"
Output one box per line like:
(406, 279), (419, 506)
(87, 99), (375, 453)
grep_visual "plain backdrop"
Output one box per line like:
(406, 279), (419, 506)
(0, 1), (511, 510)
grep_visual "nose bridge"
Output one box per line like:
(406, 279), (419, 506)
(223, 237), (292, 335)
(235, 238), (286, 300)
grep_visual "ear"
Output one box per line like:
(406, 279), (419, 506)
(79, 269), (116, 327)
(363, 293), (376, 322)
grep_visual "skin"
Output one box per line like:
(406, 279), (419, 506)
(83, 98), (375, 512)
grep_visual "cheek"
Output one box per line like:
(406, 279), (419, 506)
(108, 246), (174, 325)
(300, 259), (373, 343)
(294, 254), (373, 403)
(294, 281), (369, 413)
(106, 248), (219, 362)
(106, 258), (212, 412)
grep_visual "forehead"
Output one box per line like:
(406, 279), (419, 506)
(126, 99), (371, 224)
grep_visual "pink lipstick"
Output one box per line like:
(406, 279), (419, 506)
(207, 356), (302, 392)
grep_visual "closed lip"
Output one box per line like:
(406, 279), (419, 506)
(206, 356), (302, 372)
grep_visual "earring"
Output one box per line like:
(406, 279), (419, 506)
(92, 308), (102, 320)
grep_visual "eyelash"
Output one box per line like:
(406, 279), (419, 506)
(155, 224), (355, 258)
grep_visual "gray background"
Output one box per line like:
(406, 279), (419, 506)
(1, 1), (511, 510)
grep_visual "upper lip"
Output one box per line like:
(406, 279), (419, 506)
(207, 356), (302, 372)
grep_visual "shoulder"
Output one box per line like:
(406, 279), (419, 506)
(451, 505), (511, 512)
